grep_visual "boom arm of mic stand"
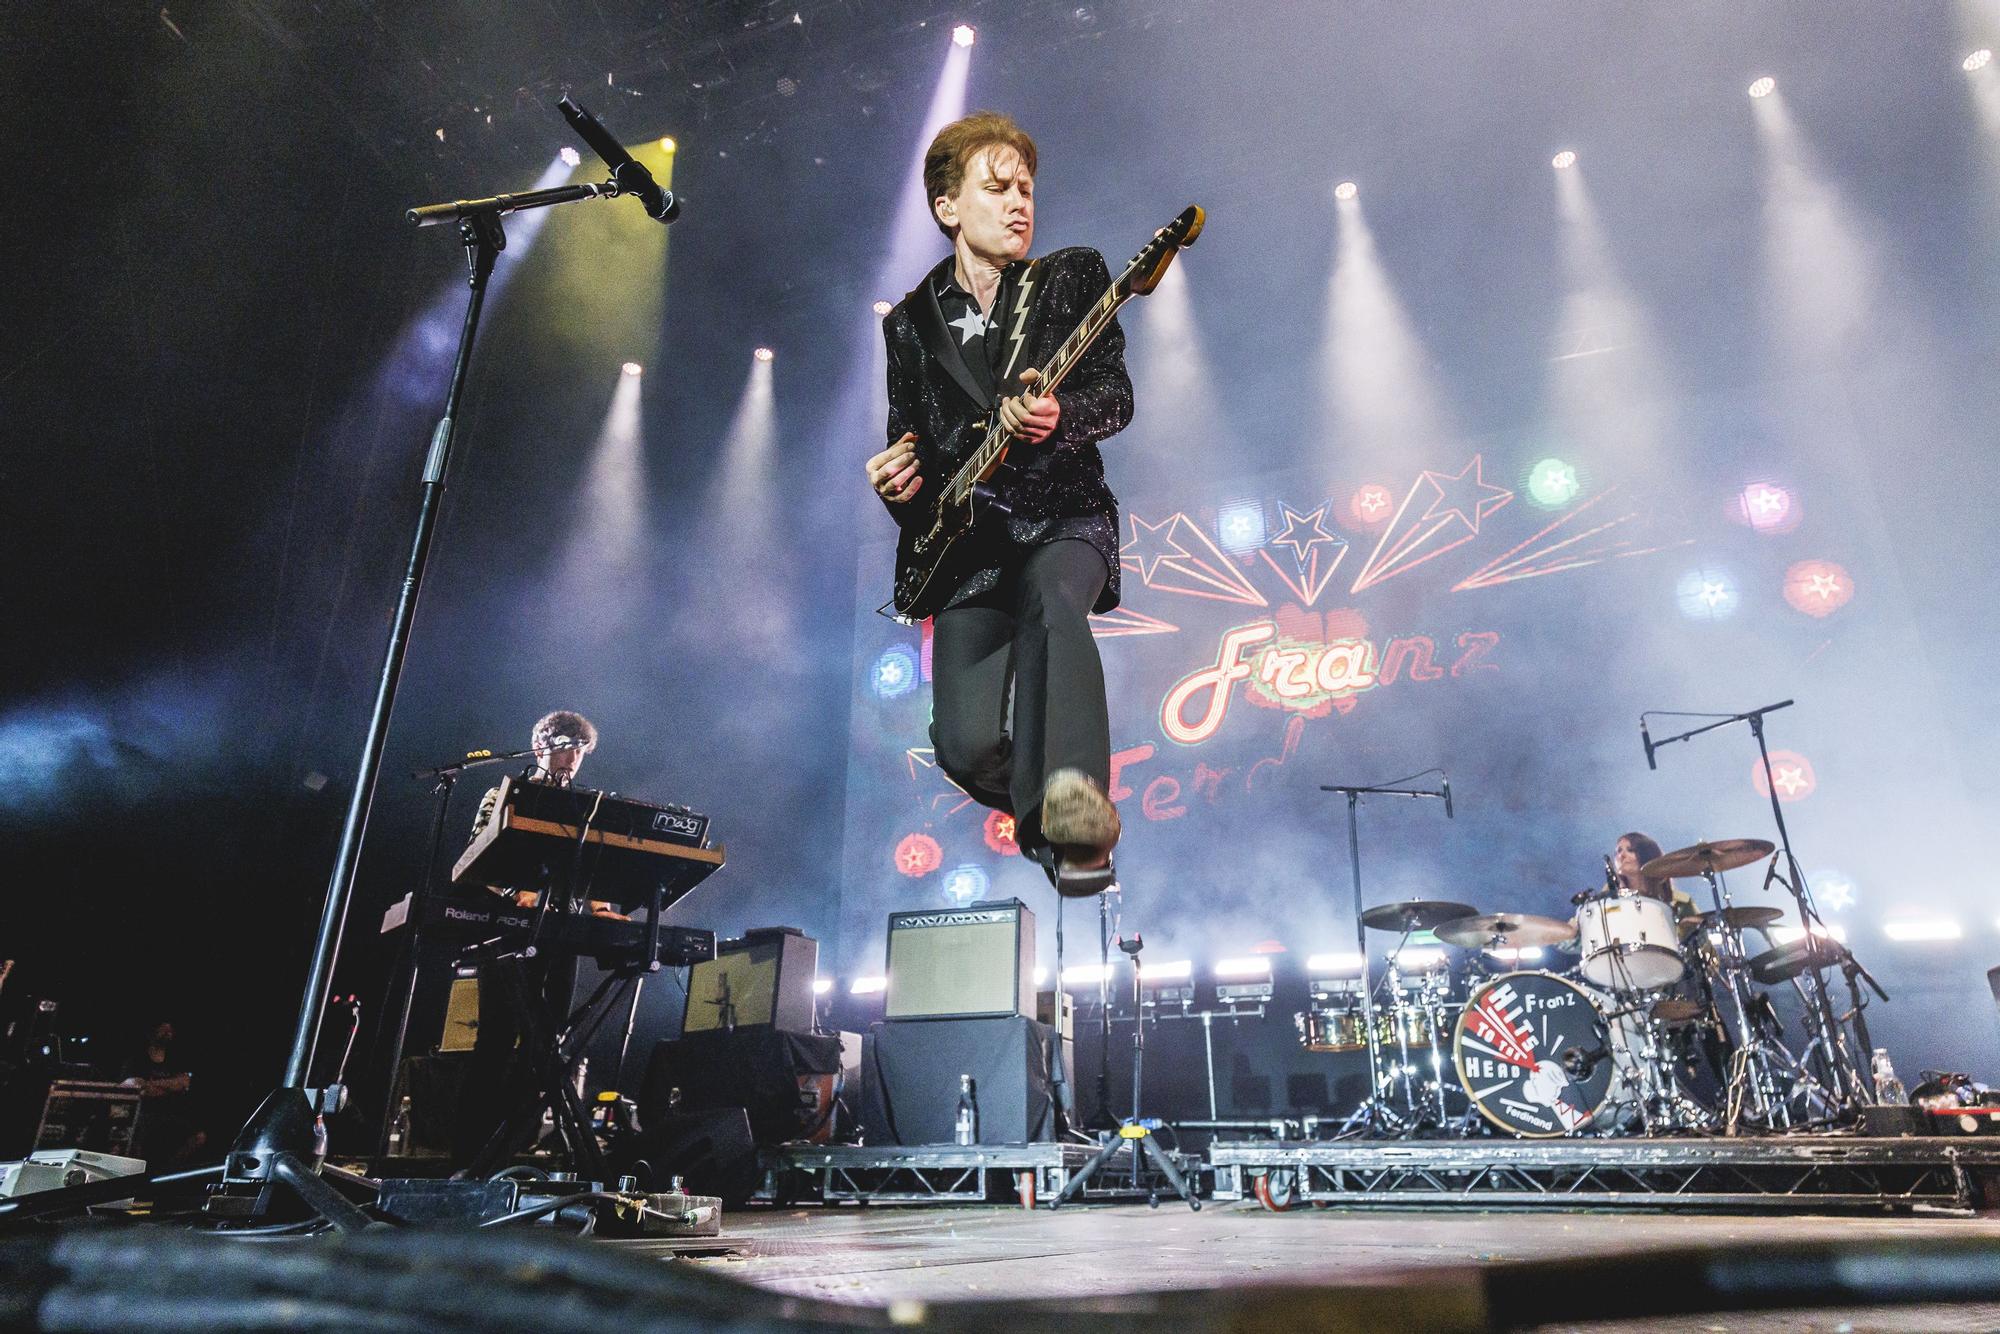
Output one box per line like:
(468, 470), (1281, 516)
(1641, 700), (1796, 759)
(406, 180), (622, 228)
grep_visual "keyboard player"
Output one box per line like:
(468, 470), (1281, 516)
(452, 708), (615, 1167)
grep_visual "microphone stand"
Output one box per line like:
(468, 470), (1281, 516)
(1641, 700), (1869, 1116)
(206, 176), (647, 1224)
(371, 747), (544, 1155)
(1319, 777), (1450, 1137)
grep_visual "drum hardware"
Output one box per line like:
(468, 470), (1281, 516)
(1638, 703), (1873, 1115)
(1687, 905), (1787, 934)
(1321, 771), (1462, 1141)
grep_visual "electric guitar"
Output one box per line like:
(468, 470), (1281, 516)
(889, 204), (1206, 622)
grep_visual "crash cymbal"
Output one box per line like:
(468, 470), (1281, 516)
(1640, 838), (1776, 880)
(1651, 997), (1707, 1025)
(1359, 899), (1481, 933)
(1688, 905), (1787, 933)
(1435, 912), (1579, 950)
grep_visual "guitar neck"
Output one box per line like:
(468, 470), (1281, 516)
(945, 283), (1132, 503)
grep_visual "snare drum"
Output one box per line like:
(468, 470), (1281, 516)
(1575, 890), (1684, 991)
(1296, 1002), (1371, 1053)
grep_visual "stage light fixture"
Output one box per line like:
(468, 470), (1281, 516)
(1551, 150), (1577, 170)
(850, 975), (887, 995)
(1772, 923), (1847, 945)
(621, 361), (643, 377)
(1033, 967), (1049, 986)
(1967, 49), (1993, 73)
(952, 23), (976, 47)
(1139, 959), (1193, 982)
(559, 146), (582, 168)
(659, 136), (677, 153)
(1883, 918), (1962, 943)
(754, 346), (775, 362)
(811, 978), (833, 995)
(872, 299), (894, 316)
(1214, 956), (1272, 980)
(1333, 180), (1358, 201)
(1063, 962), (1111, 987)
(1306, 951), (1365, 974)
(1486, 946), (1545, 962)
(1393, 946), (1446, 970)
(1748, 76), (1776, 99)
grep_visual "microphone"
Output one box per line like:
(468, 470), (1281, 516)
(1559, 1043), (1608, 1080)
(1640, 717), (1657, 771)
(1441, 774), (1454, 820)
(1604, 854), (1619, 894)
(557, 96), (681, 225)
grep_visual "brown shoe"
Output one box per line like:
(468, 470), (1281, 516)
(1040, 768), (1121, 861)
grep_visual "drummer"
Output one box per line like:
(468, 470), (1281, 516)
(1610, 832), (1698, 921)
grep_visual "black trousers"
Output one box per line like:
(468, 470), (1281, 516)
(449, 952), (580, 1167)
(929, 539), (1110, 855)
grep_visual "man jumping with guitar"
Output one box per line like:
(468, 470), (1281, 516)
(865, 111), (1200, 896)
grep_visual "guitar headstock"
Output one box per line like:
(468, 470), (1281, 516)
(1121, 205), (1206, 297)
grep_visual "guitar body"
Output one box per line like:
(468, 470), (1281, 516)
(891, 420), (1014, 621)
(884, 205), (1206, 624)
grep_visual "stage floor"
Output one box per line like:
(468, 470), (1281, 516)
(654, 1202), (2000, 1329)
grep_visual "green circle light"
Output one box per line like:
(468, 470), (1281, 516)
(1527, 457), (1581, 508)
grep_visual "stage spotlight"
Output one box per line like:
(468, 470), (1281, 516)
(754, 346), (775, 362)
(1333, 180), (1358, 201)
(952, 23), (976, 47)
(621, 361), (643, 376)
(850, 976), (887, 995)
(1139, 959), (1193, 982)
(1062, 962), (1111, 987)
(1551, 150), (1576, 170)
(1772, 923), (1849, 945)
(1882, 918), (1963, 943)
(559, 146), (582, 168)
(1748, 76), (1776, 99)
(1486, 946), (1545, 963)
(811, 978), (833, 995)
(1967, 49), (1993, 73)
(1213, 957), (1272, 980)
(1306, 951), (1365, 974)
(1033, 967), (1049, 986)
(1393, 946), (1445, 970)
(872, 299), (894, 317)
(659, 136), (677, 153)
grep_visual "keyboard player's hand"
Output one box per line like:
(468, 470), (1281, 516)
(589, 901), (630, 920)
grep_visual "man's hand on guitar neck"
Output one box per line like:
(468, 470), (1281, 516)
(997, 367), (1060, 444)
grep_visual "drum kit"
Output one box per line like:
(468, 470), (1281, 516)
(1302, 836), (1874, 1139)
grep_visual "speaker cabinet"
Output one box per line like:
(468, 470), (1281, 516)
(860, 1016), (1064, 1145)
(885, 899), (1034, 1020)
(682, 927), (817, 1035)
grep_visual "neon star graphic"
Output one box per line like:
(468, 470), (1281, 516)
(1121, 512), (1191, 583)
(1805, 573), (1841, 598)
(1350, 455), (1515, 593)
(1455, 486), (1691, 591)
(905, 748), (976, 816)
(1811, 871), (1857, 912)
(1269, 503), (1338, 564)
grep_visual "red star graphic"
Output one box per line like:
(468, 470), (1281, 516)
(894, 832), (943, 877)
(1350, 484), (1393, 525)
(1752, 750), (1817, 803)
(983, 810), (1021, 856)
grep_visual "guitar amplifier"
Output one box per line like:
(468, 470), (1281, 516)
(885, 899), (1034, 1020)
(683, 928), (817, 1035)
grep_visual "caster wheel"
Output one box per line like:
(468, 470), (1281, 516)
(1016, 1170), (1037, 1210)
(1253, 1170), (1296, 1212)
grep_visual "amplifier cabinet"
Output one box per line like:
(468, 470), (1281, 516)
(885, 899), (1034, 1021)
(683, 927), (817, 1035)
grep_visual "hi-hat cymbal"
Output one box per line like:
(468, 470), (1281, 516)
(1688, 905), (1787, 933)
(1359, 899), (1481, 933)
(1640, 838), (1776, 880)
(1435, 912), (1579, 950)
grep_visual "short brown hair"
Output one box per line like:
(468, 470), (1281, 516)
(532, 709), (598, 753)
(924, 111), (1038, 236)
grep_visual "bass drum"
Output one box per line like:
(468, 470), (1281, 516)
(1453, 971), (1618, 1138)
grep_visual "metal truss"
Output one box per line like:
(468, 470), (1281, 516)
(1207, 1137), (2000, 1212)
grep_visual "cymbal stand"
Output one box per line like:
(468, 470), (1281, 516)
(1641, 700), (1868, 1116)
(1695, 869), (1791, 1131)
(1320, 779), (1450, 1138)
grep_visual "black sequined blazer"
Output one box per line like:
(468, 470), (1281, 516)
(878, 246), (1134, 613)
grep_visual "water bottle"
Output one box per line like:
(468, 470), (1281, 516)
(1871, 1049), (1906, 1105)
(953, 1074), (978, 1146)
(387, 1095), (413, 1155)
